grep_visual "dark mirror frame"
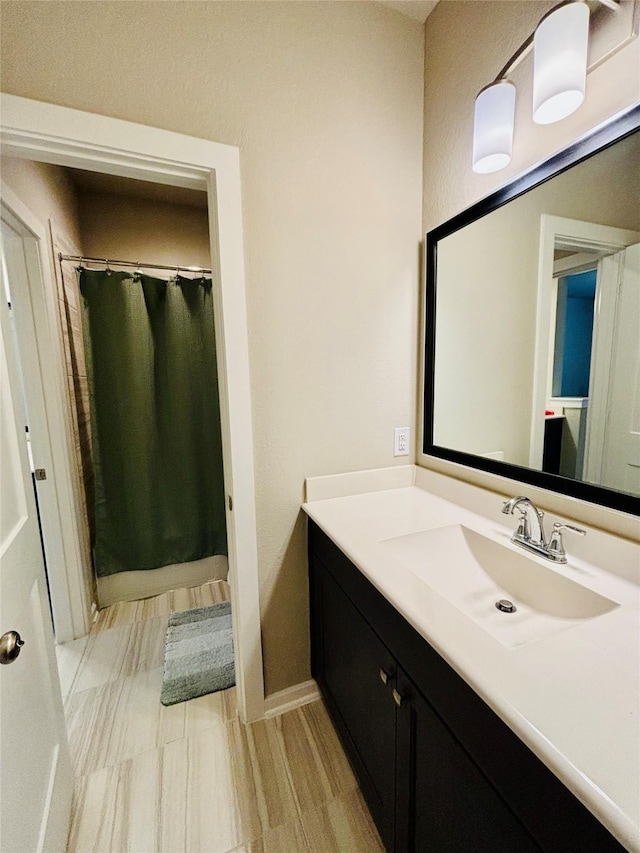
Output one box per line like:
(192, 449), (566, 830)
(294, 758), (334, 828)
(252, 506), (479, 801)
(423, 103), (640, 516)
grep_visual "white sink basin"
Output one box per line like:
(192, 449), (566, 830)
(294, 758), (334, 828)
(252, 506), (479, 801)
(379, 524), (618, 648)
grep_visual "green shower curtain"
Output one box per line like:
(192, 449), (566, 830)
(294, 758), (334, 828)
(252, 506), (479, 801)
(79, 268), (227, 577)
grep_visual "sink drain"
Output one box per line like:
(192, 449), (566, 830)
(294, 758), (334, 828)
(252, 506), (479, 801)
(495, 599), (517, 613)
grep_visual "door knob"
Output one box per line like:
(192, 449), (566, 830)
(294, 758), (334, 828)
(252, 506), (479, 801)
(0, 630), (25, 665)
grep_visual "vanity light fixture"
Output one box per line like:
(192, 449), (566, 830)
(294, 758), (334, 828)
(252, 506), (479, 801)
(473, 0), (596, 174)
(533, 2), (590, 124)
(472, 80), (517, 174)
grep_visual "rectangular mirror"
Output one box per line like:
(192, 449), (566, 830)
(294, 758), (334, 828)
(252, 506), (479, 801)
(424, 105), (640, 515)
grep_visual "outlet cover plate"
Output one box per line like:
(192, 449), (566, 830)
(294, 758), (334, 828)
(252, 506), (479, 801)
(394, 427), (410, 456)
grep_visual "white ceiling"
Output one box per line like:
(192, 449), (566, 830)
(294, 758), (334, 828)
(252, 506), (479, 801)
(378, 1), (439, 23)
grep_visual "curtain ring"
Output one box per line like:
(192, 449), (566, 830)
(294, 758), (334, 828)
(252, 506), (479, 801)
(106, 259), (112, 276)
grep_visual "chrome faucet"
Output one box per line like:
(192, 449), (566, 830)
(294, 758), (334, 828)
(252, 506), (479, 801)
(501, 496), (585, 563)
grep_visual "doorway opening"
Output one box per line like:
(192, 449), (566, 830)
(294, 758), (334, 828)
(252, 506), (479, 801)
(0, 94), (264, 723)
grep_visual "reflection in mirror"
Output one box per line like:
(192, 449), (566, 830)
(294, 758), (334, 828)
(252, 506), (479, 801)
(532, 216), (639, 495)
(425, 109), (640, 512)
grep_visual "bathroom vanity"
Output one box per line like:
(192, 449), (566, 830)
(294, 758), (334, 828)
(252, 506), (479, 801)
(304, 469), (639, 852)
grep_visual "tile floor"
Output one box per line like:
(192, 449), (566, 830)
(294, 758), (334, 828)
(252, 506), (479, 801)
(57, 581), (384, 852)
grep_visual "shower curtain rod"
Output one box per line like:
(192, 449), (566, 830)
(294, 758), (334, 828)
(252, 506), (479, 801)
(58, 253), (212, 275)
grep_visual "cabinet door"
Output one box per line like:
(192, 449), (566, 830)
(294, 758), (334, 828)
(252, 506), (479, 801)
(395, 670), (540, 853)
(316, 558), (397, 850)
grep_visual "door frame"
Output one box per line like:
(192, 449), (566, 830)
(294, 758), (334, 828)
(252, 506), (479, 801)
(0, 94), (265, 722)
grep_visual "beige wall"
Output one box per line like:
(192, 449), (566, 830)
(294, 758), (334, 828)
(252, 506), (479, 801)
(421, 0), (640, 537)
(77, 191), (211, 271)
(0, 2), (425, 695)
(1, 158), (84, 249)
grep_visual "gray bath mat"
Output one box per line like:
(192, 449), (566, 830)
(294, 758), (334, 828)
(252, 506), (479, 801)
(161, 602), (235, 706)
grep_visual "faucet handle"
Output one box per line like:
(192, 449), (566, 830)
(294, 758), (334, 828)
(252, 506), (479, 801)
(547, 522), (586, 562)
(552, 522), (586, 536)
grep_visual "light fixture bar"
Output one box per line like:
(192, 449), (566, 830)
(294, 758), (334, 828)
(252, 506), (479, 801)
(494, 33), (535, 83)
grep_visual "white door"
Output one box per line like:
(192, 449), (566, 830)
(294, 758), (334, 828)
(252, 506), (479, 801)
(0, 232), (73, 852)
(599, 243), (640, 494)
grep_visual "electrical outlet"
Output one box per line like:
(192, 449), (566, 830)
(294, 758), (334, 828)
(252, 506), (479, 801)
(394, 427), (410, 456)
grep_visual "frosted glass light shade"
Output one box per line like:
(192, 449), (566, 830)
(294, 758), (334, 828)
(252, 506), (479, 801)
(533, 2), (589, 125)
(472, 81), (516, 174)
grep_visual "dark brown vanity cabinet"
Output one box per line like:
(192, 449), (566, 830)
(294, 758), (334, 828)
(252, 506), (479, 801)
(308, 520), (625, 853)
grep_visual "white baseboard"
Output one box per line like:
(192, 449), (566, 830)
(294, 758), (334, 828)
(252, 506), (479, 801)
(263, 679), (321, 718)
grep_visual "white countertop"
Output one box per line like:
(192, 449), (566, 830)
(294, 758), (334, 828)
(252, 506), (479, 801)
(303, 475), (640, 852)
